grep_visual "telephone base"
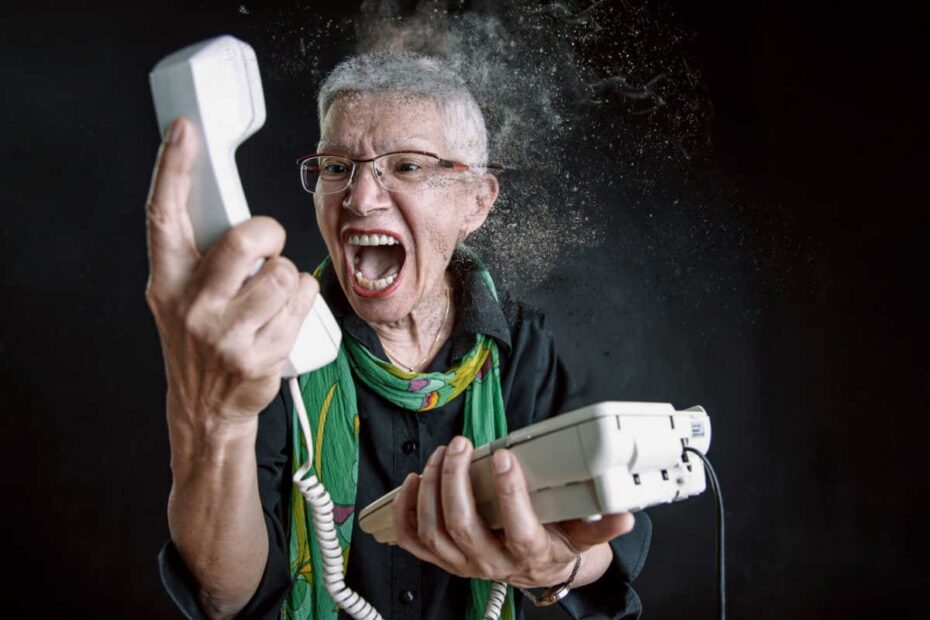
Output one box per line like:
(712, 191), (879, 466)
(359, 401), (712, 544)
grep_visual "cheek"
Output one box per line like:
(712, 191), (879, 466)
(421, 221), (460, 267)
(406, 192), (469, 275)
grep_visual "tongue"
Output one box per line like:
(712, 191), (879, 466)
(355, 245), (404, 280)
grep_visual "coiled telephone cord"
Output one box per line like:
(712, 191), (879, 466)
(289, 377), (507, 620)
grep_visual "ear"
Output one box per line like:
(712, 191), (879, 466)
(462, 173), (499, 237)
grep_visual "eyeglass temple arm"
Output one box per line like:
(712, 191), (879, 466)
(437, 160), (507, 171)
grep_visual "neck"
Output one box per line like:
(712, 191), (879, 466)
(372, 273), (454, 371)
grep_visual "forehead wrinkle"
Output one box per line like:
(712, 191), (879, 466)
(317, 136), (445, 157)
(320, 95), (449, 156)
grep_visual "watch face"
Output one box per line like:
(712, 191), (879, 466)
(520, 555), (582, 606)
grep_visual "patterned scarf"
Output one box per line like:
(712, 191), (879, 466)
(284, 252), (515, 620)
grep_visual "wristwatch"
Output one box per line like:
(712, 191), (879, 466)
(519, 554), (583, 607)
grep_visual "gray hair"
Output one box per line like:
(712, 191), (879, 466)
(317, 52), (489, 167)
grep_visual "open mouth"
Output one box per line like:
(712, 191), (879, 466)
(343, 229), (407, 298)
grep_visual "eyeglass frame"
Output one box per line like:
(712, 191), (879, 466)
(296, 150), (505, 195)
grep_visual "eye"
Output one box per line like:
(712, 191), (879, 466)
(394, 161), (422, 174)
(389, 154), (434, 178)
(321, 161), (350, 176)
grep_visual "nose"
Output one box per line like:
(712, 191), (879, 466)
(342, 161), (391, 216)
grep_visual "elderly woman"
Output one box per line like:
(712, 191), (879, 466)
(147, 53), (650, 619)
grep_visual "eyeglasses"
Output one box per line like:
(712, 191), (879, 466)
(296, 150), (504, 195)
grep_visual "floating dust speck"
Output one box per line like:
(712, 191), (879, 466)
(249, 7), (354, 89)
(353, 1), (612, 291)
(254, 0), (813, 308)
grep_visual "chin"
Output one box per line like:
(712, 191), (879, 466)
(350, 295), (416, 326)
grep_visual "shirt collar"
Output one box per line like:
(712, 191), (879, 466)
(316, 247), (512, 362)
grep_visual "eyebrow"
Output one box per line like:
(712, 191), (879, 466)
(317, 137), (440, 154)
(316, 140), (350, 151)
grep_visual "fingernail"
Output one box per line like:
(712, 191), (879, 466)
(493, 450), (512, 473)
(167, 119), (184, 145)
(448, 436), (468, 455)
(428, 445), (446, 466)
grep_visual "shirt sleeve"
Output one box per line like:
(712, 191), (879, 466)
(511, 304), (652, 620)
(157, 387), (293, 619)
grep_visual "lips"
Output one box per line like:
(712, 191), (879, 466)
(342, 228), (407, 298)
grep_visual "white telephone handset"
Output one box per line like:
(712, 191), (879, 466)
(149, 35), (341, 377)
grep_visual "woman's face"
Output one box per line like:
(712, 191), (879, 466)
(314, 92), (497, 325)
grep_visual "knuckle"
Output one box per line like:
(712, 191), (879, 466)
(420, 531), (443, 554)
(182, 298), (212, 339)
(266, 259), (298, 290)
(221, 346), (258, 379)
(181, 307), (204, 338)
(294, 277), (319, 313)
(145, 276), (180, 312)
(145, 199), (169, 226)
(254, 215), (286, 242)
(144, 281), (165, 311)
(225, 228), (256, 257)
(301, 273), (320, 297)
(506, 534), (539, 558)
(525, 565), (548, 585)
(474, 559), (498, 580)
(446, 522), (477, 547)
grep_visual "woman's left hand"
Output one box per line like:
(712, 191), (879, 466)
(391, 436), (635, 589)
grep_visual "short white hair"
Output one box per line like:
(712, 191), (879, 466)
(318, 52), (489, 166)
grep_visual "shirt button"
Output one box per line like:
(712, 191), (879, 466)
(402, 440), (418, 455)
(399, 589), (416, 604)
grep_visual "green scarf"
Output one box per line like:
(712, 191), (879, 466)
(284, 253), (516, 620)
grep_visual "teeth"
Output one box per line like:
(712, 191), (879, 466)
(354, 270), (398, 291)
(348, 233), (398, 246)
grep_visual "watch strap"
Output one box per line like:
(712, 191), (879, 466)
(519, 554), (583, 607)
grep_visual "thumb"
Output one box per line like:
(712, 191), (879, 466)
(145, 117), (201, 295)
(555, 512), (636, 551)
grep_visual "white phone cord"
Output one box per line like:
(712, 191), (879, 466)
(288, 377), (508, 620)
(289, 378), (383, 620)
(482, 581), (508, 620)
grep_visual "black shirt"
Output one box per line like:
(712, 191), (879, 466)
(159, 252), (651, 619)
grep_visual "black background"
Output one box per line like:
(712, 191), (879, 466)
(1, 1), (926, 617)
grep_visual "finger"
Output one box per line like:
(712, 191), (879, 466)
(227, 257), (300, 331)
(440, 437), (503, 556)
(251, 273), (320, 367)
(393, 473), (421, 541)
(195, 216), (287, 299)
(417, 446), (468, 566)
(556, 512), (636, 549)
(145, 117), (201, 292)
(491, 449), (550, 559)
(393, 474), (453, 570)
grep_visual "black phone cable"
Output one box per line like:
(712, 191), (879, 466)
(684, 447), (725, 620)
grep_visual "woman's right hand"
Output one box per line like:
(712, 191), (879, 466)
(145, 117), (319, 434)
